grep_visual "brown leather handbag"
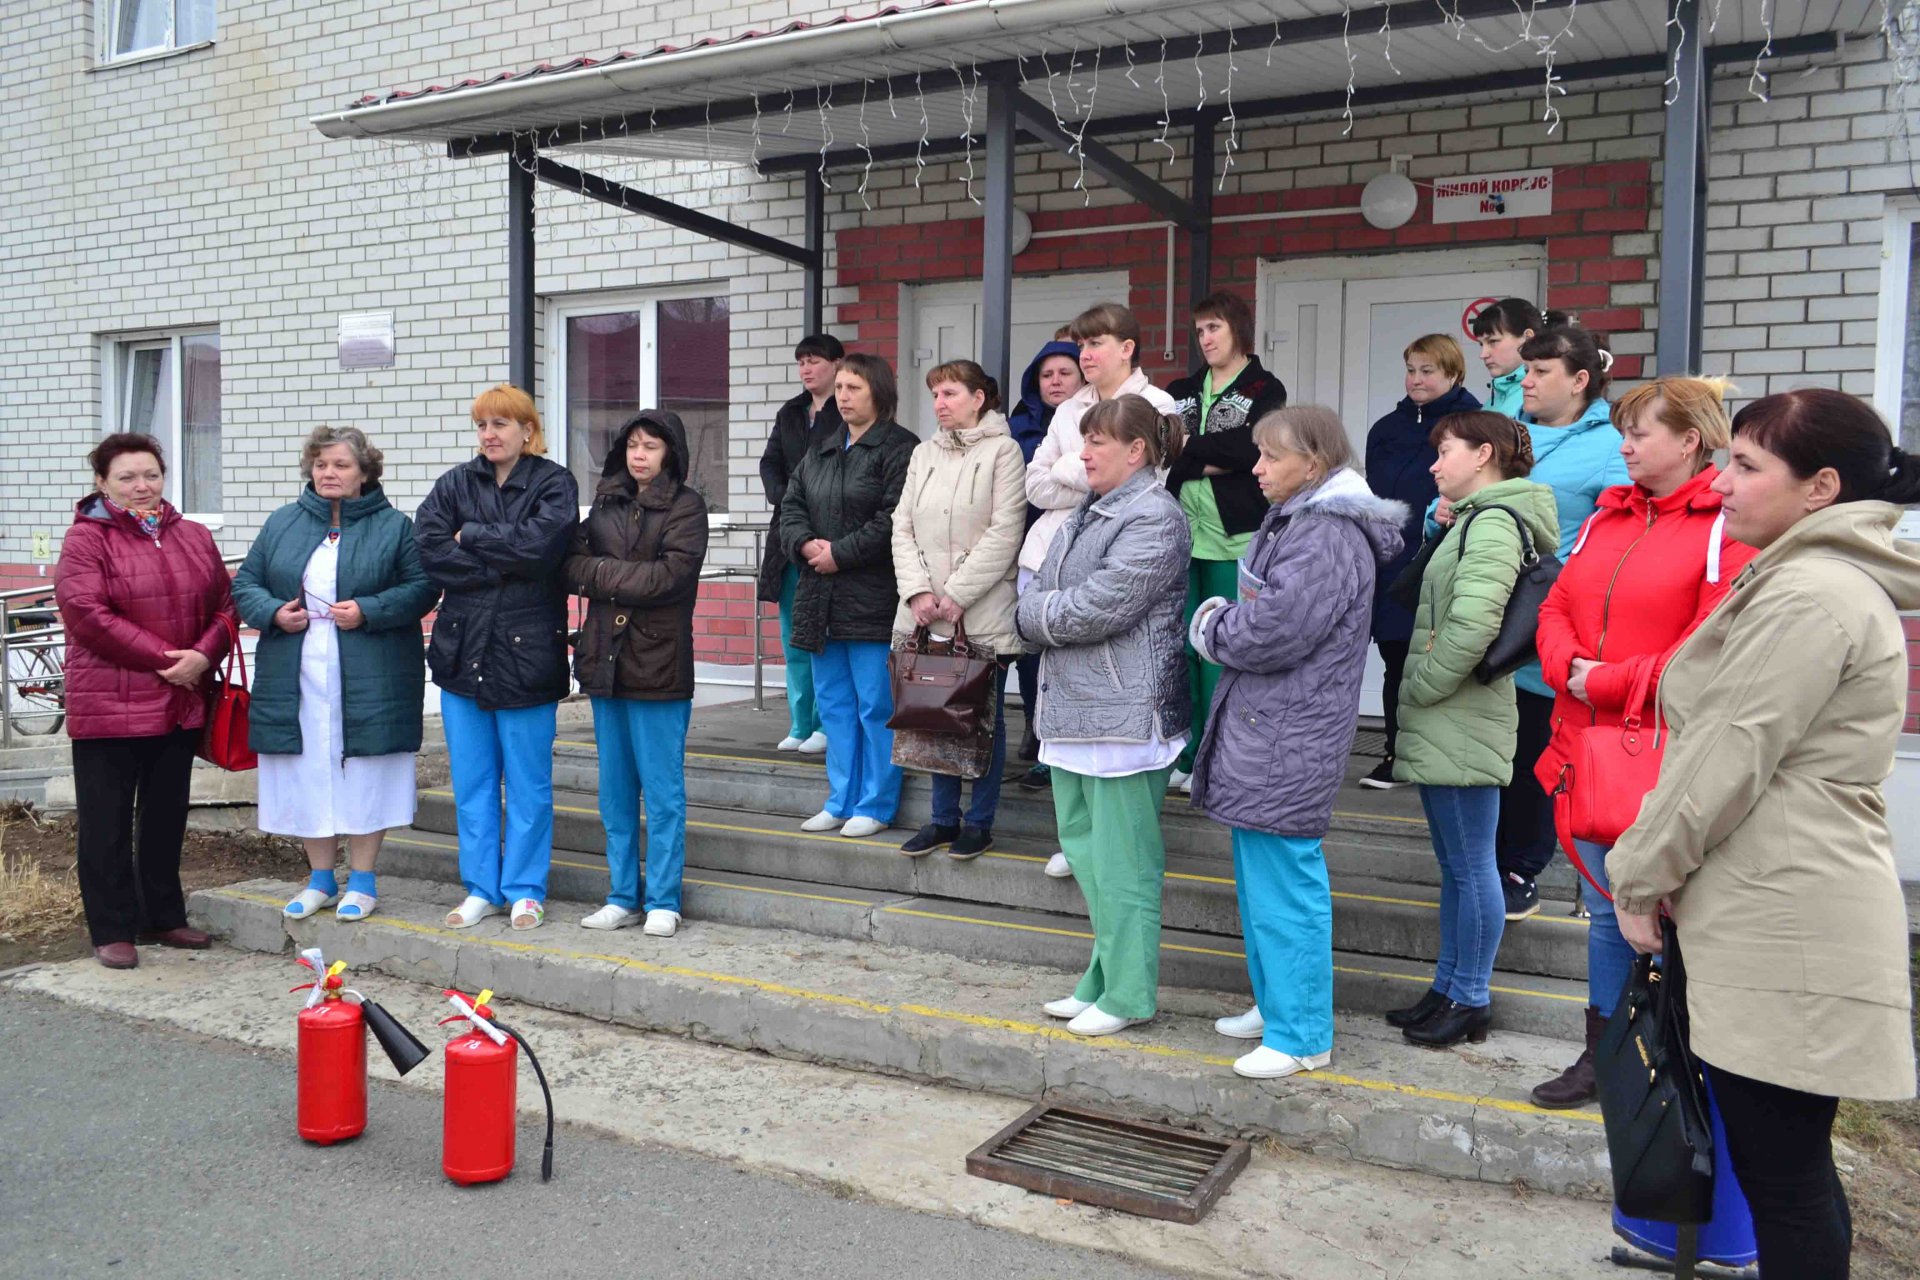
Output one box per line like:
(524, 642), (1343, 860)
(886, 622), (996, 736)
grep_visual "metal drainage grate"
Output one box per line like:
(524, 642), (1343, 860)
(965, 1104), (1249, 1224)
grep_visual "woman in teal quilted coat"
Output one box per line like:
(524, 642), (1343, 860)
(232, 426), (439, 922)
(1389, 410), (1557, 1049)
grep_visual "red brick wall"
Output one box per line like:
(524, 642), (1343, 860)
(833, 160), (1655, 384)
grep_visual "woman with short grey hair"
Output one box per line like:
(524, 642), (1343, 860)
(1016, 394), (1191, 1038)
(232, 425), (438, 922)
(1187, 405), (1406, 1078)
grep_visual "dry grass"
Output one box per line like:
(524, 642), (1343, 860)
(0, 802), (83, 945)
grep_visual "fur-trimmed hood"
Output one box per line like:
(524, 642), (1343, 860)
(1276, 466), (1409, 566)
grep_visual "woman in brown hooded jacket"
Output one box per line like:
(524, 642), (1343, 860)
(564, 410), (709, 938)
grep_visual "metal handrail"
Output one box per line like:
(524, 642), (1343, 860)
(0, 536), (774, 748)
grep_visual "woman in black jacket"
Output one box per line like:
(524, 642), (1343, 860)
(415, 384), (579, 932)
(1361, 334), (1480, 788)
(1162, 290), (1286, 792)
(777, 353), (917, 839)
(565, 410), (710, 938)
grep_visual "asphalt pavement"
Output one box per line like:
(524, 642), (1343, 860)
(0, 988), (1176, 1280)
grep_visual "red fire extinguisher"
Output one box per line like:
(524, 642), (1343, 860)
(440, 988), (555, 1185)
(289, 946), (430, 1146)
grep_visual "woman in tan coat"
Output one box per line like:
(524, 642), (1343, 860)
(1608, 388), (1920, 1279)
(891, 360), (1027, 859)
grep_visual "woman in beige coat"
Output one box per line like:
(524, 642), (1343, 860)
(891, 359), (1027, 859)
(1608, 388), (1920, 1279)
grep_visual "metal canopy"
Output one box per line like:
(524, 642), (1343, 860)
(313, 0), (1876, 166)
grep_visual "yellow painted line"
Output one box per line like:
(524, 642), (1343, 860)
(390, 834), (1582, 1006)
(217, 886), (1600, 1124)
(420, 789), (1585, 928)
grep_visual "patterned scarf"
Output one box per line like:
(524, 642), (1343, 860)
(103, 495), (163, 542)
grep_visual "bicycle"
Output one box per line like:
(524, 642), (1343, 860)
(6, 597), (66, 738)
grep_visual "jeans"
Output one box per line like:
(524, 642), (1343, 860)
(1574, 839), (1637, 1017)
(1176, 558), (1241, 772)
(930, 666), (1007, 830)
(1417, 784), (1504, 1006)
(1705, 1063), (1851, 1279)
(71, 729), (198, 946)
(1375, 640), (1409, 760)
(778, 564), (820, 740)
(1496, 690), (1557, 881)
(592, 697), (691, 915)
(1054, 766), (1171, 1019)
(441, 691), (556, 905)
(1232, 828), (1335, 1057)
(811, 639), (902, 822)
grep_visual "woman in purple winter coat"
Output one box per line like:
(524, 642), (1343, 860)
(1187, 406), (1406, 1080)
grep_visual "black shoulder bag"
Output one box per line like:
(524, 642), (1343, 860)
(1595, 918), (1715, 1275)
(1457, 501), (1562, 683)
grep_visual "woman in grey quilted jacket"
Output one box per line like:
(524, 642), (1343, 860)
(1188, 406), (1406, 1080)
(1015, 395), (1191, 1038)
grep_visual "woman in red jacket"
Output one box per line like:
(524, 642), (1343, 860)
(55, 434), (237, 970)
(1527, 377), (1755, 1107)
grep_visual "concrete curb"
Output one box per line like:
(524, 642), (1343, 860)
(190, 879), (1610, 1198)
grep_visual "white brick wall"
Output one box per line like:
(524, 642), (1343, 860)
(1, 2), (1912, 571)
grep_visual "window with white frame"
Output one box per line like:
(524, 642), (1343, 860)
(106, 330), (222, 516)
(99, 0), (215, 62)
(1877, 202), (1920, 454)
(549, 289), (731, 511)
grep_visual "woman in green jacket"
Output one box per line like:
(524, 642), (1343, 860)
(232, 426), (439, 922)
(1389, 410), (1557, 1048)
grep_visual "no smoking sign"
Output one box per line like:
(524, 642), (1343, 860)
(1462, 297), (1498, 340)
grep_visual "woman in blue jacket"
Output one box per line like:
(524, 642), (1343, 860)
(1466, 298), (1556, 419)
(415, 385), (580, 932)
(1362, 335), (1479, 789)
(236, 427), (438, 923)
(1497, 324), (1628, 918)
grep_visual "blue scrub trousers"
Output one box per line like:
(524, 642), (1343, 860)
(592, 697), (692, 915)
(1231, 828), (1335, 1057)
(441, 690), (557, 906)
(811, 639), (901, 822)
(778, 565), (820, 740)
(1417, 784), (1505, 1007)
(1575, 838), (1637, 1018)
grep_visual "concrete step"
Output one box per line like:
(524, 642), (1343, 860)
(188, 874), (1609, 1198)
(385, 815), (1592, 1038)
(551, 733), (1588, 904)
(414, 788), (1591, 984)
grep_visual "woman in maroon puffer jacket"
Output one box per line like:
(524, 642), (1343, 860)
(55, 433), (236, 970)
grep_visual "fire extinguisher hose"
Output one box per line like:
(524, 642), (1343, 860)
(490, 1017), (554, 1182)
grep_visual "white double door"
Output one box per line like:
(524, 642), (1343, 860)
(1257, 247), (1546, 717)
(903, 272), (1130, 438)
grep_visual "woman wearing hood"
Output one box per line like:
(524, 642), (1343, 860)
(1187, 406), (1405, 1080)
(56, 433), (237, 969)
(1608, 389), (1920, 1277)
(1161, 290), (1288, 794)
(234, 426), (439, 923)
(1362, 335), (1481, 789)
(1494, 323), (1630, 922)
(564, 411), (710, 938)
(1389, 410), (1559, 1048)
(891, 361), (1027, 858)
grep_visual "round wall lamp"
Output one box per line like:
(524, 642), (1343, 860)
(1360, 172), (1418, 230)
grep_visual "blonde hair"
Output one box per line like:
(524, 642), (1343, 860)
(1403, 334), (1467, 385)
(1611, 376), (1734, 472)
(470, 383), (548, 456)
(1253, 406), (1353, 477)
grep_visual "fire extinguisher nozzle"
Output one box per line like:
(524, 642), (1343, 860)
(362, 1000), (432, 1077)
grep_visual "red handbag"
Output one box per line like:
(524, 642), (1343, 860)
(198, 614), (256, 772)
(1551, 661), (1663, 900)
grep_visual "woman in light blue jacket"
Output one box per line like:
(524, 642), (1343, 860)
(1496, 323), (1629, 919)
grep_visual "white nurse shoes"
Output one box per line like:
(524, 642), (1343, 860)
(581, 903), (642, 930)
(1232, 1047), (1331, 1080)
(1214, 1007), (1266, 1040)
(445, 895), (502, 929)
